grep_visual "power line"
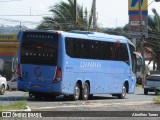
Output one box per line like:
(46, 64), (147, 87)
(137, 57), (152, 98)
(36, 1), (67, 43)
(0, 18), (40, 24)
(0, 0), (22, 2)
(0, 14), (52, 16)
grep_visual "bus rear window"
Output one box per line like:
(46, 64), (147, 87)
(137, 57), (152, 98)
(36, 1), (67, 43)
(21, 32), (58, 66)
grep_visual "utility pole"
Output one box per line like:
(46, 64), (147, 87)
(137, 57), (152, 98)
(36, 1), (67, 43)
(93, 0), (97, 31)
(19, 22), (22, 30)
(30, 7), (31, 16)
(74, 0), (77, 28)
(139, 0), (145, 87)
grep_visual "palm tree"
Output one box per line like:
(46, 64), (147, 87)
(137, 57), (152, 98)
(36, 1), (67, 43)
(145, 9), (160, 70)
(37, 0), (93, 31)
(152, 8), (160, 32)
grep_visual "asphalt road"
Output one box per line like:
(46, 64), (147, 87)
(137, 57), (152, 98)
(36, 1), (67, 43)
(0, 88), (159, 110)
(1, 88), (160, 119)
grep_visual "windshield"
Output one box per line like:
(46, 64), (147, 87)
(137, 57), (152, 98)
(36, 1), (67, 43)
(21, 32), (58, 66)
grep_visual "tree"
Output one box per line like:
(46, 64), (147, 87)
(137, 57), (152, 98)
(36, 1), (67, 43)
(152, 8), (160, 32)
(37, 0), (93, 31)
(102, 27), (130, 39)
(145, 9), (160, 70)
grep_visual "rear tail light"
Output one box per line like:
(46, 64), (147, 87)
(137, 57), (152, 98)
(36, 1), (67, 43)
(53, 66), (62, 83)
(17, 64), (22, 80)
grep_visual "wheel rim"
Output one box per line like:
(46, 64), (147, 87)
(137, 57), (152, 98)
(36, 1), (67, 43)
(122, 85), (126, 97)
(75, 85), (80, 100)
(1, 86), (5, 94)
(84, 84), (89, 99)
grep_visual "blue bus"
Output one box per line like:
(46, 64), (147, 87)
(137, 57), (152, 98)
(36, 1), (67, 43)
(17, 30), (141, 100)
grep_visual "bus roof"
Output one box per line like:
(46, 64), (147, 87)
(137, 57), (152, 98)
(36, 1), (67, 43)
(22, 29), (134, 46)
(62, 30), (131, 44)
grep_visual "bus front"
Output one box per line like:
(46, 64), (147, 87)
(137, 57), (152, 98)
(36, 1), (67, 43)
(17, 30), (62, 99)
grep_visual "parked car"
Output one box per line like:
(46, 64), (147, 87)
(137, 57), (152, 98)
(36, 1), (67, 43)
(144, 74), (160, 95)
(7, 76), (18, 90)
(0, 75), (7, 95)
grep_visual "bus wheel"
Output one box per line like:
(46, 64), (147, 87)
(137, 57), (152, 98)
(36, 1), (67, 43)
(144, 89), (148, 95)
(71, 83), (81, 101)
(155, 90), (159, 95)
(82, 82), (89, 100)
(29, 92), (33, 98)
(117, 84), (126, 99)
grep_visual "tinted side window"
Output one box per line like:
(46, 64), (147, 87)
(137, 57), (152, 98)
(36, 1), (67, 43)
(65, 38), (73, 57)
(120, 44), (129, 62)
(101, 42), (112, 60)
(65, 37), (129, 63)
(73, 39), (81, 58)
(92, 41), (102, 59)
(81, 40), (92, 59)
(111, 43), (129, 63)
(112, 42), (121, 60)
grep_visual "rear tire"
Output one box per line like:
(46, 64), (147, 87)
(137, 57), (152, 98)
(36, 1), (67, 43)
(70, 83), (81, 101)
(144, 89), (148, 95)
(155, 90), (159, 95)
(82, 82), (89, 100)
(0, 85), (5, 95)
(29, 92), (33, 98)
(117, 84), (126, 99)
(7, 85), (9, 90)
(89, 94), (93, 99)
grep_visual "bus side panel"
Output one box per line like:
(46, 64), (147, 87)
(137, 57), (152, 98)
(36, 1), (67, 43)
(61, 72), (82, 95)
(128, 74), (136, 94)
(127, 43), (136, 94)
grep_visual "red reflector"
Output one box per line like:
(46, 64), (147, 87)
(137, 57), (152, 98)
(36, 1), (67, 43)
(53, 66), (62, 83)
(56, 67), (61, 78)
(17, 64), (21, 75)
(36, 46), (42, 49)
(56, 32), (60, 35)
(116, 40), (120, 43)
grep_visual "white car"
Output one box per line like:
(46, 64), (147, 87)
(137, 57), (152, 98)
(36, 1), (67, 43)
(7, 76), (18, 90)
(0, 75), (7, 95)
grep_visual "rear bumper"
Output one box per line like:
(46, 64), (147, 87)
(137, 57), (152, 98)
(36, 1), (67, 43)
(17, 80), (62, 94)
(144, 86), (160, 91)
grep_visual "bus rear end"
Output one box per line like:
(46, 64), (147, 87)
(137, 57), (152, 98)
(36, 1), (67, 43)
(17, 30), (62, 98)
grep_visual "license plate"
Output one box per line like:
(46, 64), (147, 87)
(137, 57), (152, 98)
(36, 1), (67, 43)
(34, 85), (41, 88)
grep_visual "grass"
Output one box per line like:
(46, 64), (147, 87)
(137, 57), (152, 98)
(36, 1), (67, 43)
(0, 101), (27, 111)
(136, 84), (143, 90)
(153, 97), (160, 103)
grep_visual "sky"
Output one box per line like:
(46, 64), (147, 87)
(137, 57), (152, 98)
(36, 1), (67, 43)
(0, 0), (160, 28)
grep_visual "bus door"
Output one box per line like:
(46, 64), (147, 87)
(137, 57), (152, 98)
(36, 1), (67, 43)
(128, 44), (138, 93)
